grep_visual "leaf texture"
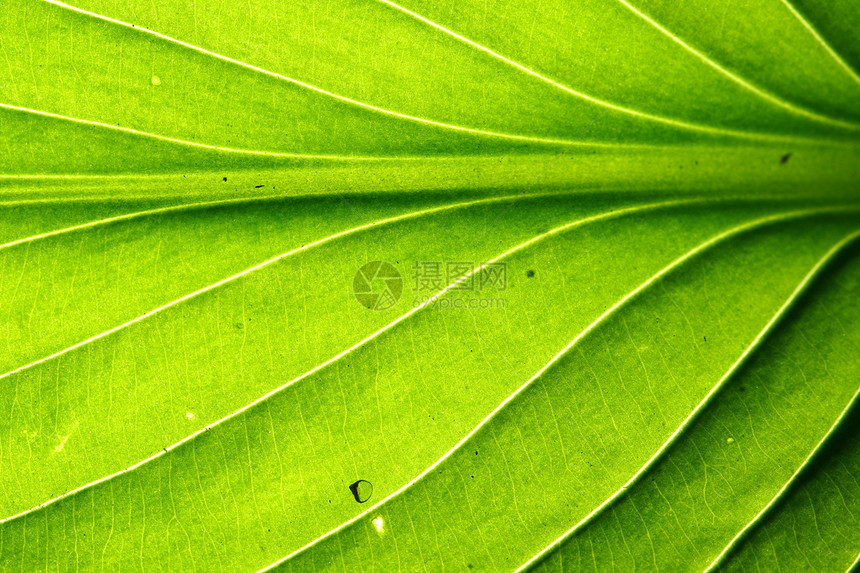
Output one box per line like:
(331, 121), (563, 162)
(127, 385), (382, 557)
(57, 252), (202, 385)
(0, 0), (859, 571)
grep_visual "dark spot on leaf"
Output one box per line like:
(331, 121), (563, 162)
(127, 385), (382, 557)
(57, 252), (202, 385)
(781, 153), (792, 164)
(255, 184), (265, 188)
(526, 270), (535, 278)
(222, 177), (227, 182)
(349, 480), (373, 503)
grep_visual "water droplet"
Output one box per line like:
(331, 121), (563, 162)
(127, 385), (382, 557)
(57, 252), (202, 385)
(726, 437), (734, 444)
(151, 76), (161, 86)
(349, 479), (373, 503)
(186, 412), (195, 420)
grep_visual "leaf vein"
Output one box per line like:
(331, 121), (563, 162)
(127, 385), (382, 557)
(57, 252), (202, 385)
(613, 0), (860, 129)
(375, 0), (856, 140)
(516, 225), (860, 573)
(29, 1), (596, 148)
(262, 206), (853, 572)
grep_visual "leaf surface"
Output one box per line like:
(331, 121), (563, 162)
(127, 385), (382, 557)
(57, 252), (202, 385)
(0, 0), (859, 571)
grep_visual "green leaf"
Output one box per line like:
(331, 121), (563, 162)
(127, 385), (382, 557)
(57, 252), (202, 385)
(1, 0), (859, 571)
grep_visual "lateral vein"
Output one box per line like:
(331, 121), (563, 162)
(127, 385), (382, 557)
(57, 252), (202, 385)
(0, 192), (563, 390)
(261, 206), (853, 572)
(375, 0), (853, 140)
(516, 225), (860, 573)
(29, 1), (587, 147)
(776, 0), (860, 87)
(613, 0), (860, 130)
(704, 257), (860, 569)
(0, 197), (689, 527)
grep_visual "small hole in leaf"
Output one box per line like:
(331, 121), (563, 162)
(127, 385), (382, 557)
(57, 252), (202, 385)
(349, 480), (373, 503)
